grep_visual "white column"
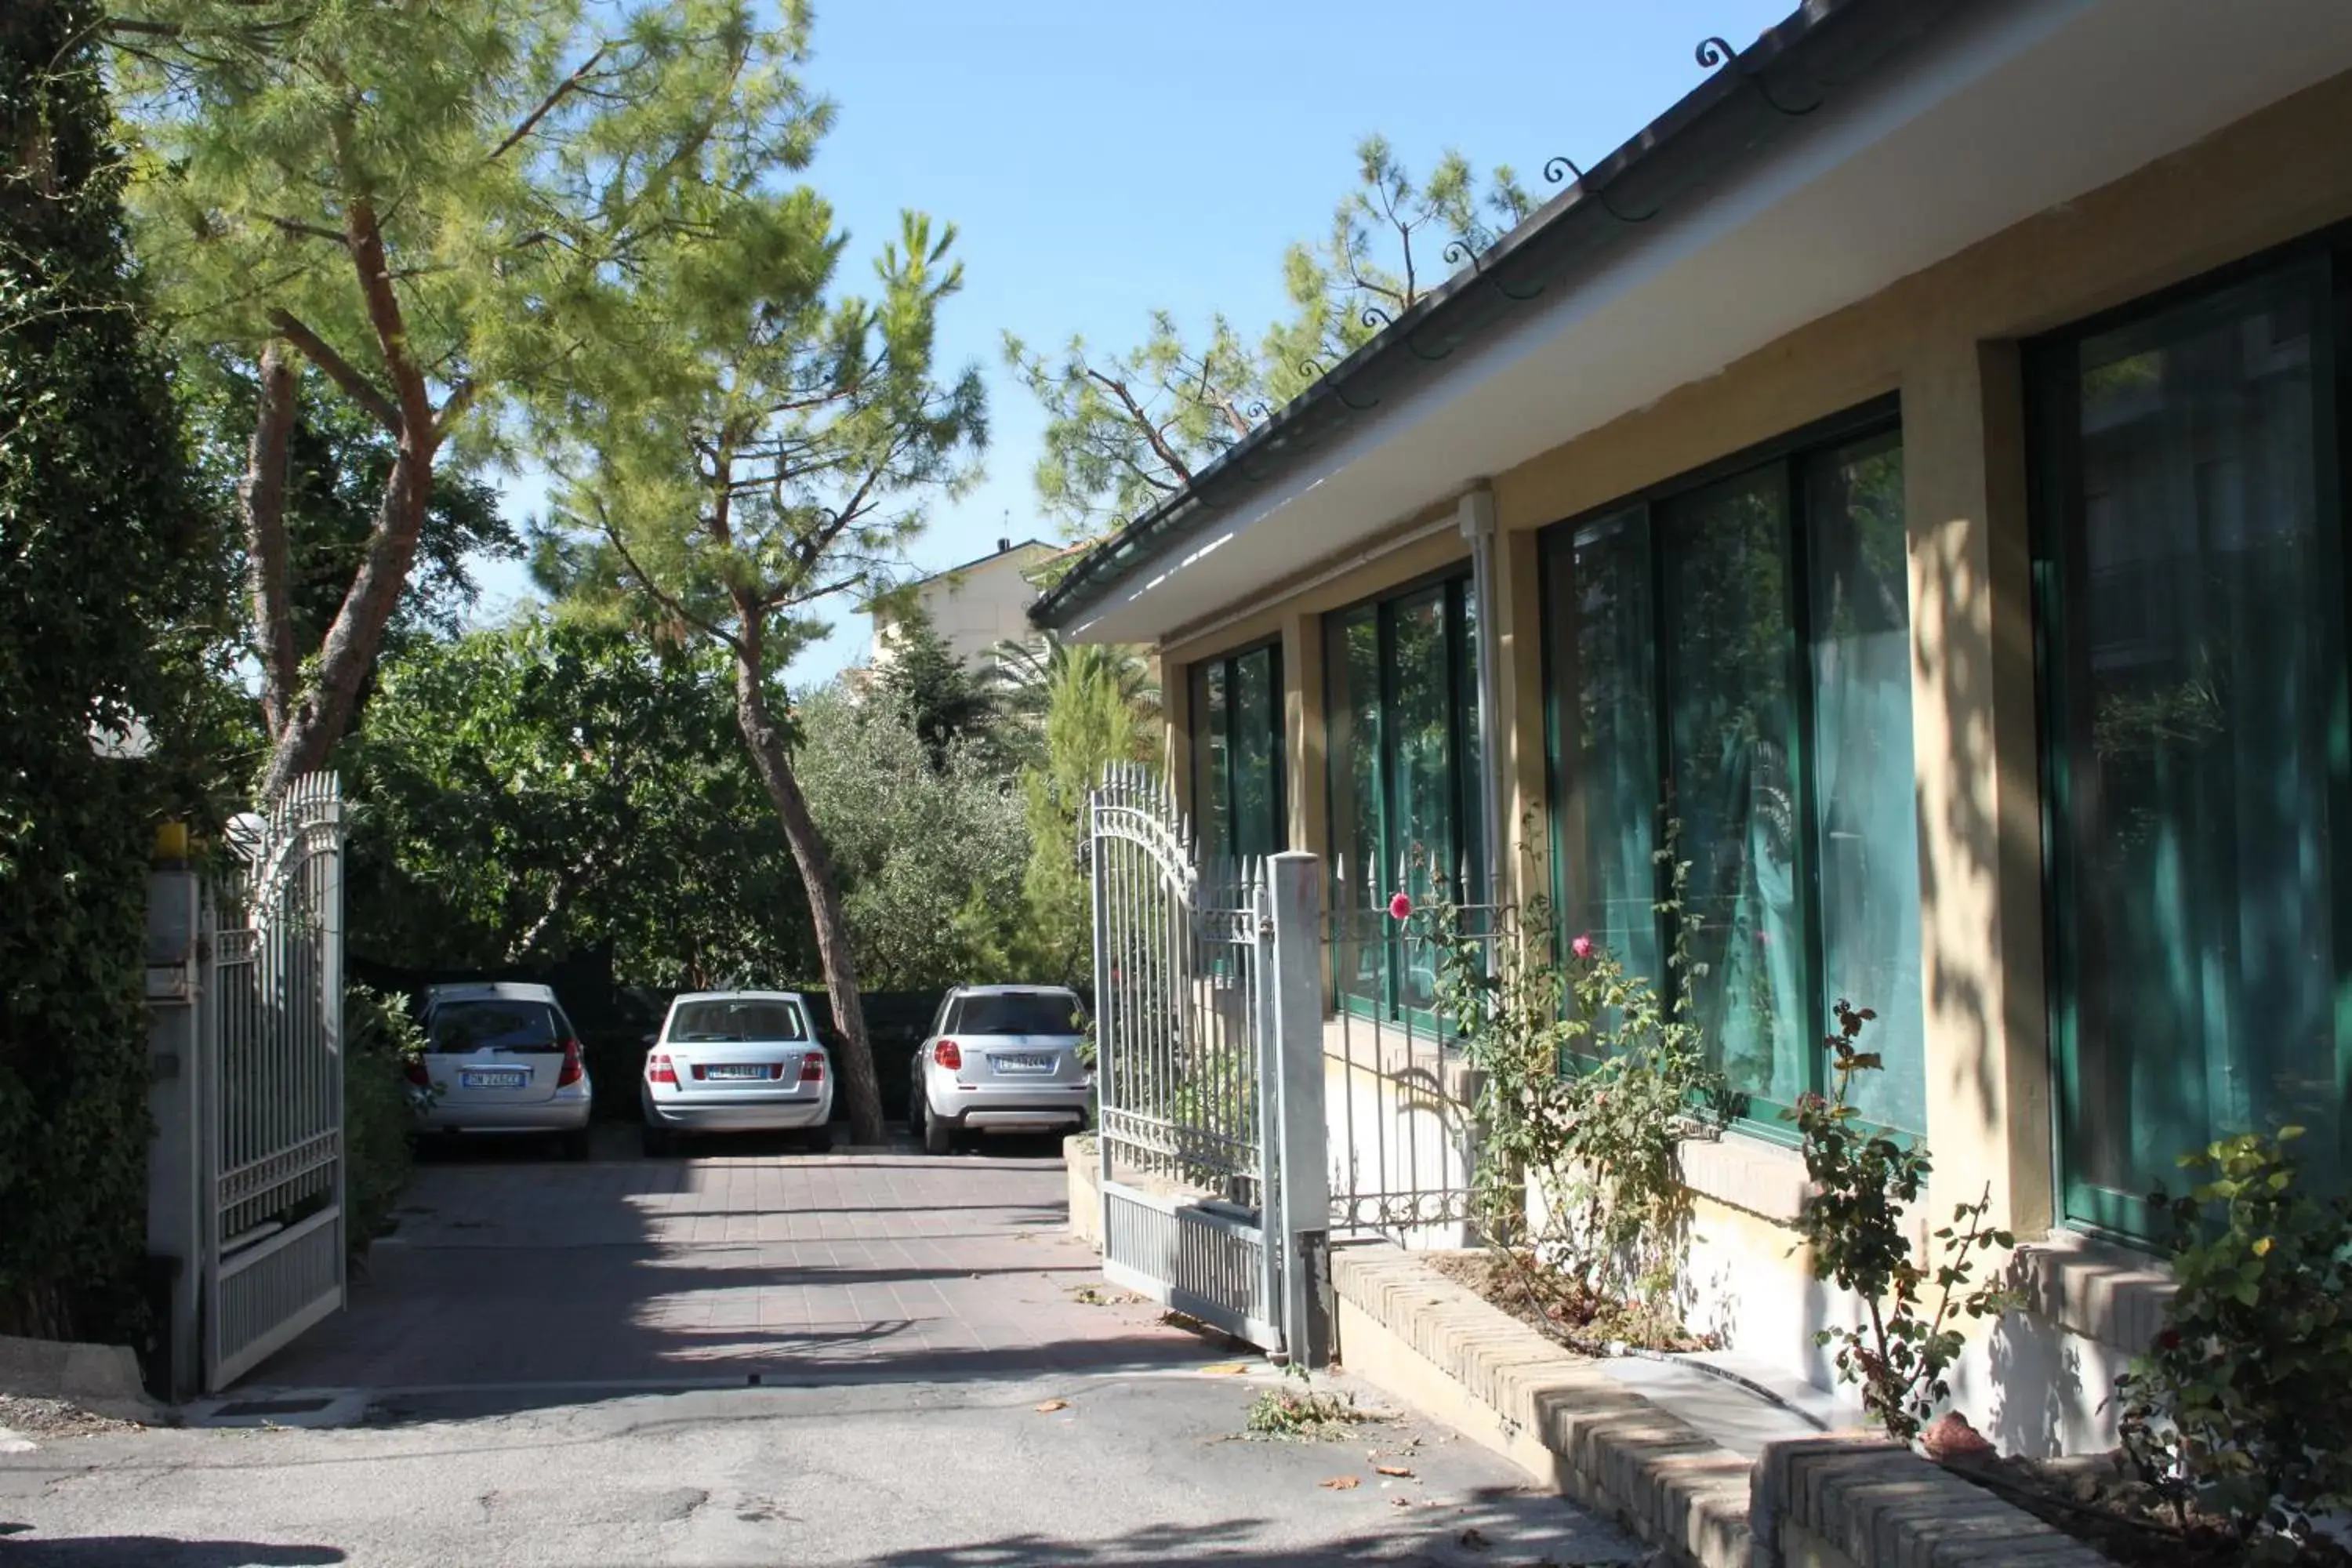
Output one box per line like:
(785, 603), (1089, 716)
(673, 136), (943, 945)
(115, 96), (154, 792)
(1458, 486), (1504, 904)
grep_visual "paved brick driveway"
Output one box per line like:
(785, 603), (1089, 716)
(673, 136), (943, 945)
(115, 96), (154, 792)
(248, 1138), (1210, 1398)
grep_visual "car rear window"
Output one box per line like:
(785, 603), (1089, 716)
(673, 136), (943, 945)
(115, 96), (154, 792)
(428, 1000), (565, 1054)
(668, 999), (807, 1042)
(952, 993), (1082, 1036)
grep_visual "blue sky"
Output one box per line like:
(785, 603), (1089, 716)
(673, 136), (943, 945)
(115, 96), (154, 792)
(473, 0), (1795, 681)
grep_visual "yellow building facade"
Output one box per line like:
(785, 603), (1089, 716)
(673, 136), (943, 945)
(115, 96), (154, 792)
(1038, 1), (2352, 1453)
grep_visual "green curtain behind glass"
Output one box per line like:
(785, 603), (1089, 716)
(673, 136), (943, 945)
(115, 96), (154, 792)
(1233, 645), (1279, 859)
(1661, 470), (1808, 1113)
(1806, 436), (1926, 1136)
(2056, 270), (2343, 1222)
(1327, 608), (1387, 1014)
(1392, 590), (1454, 1013)
(1556, 508), (1664, 986)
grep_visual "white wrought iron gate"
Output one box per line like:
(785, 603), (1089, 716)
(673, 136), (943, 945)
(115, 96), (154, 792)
(198, 775), (348, 1392)
(1084, 768), (1327, 1363)
(1322, 895), (1484, 1249)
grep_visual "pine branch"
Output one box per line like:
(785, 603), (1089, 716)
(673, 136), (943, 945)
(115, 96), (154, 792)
(267, 307), (401, 433)
(489, 43), (612, 162)
(264, 213), (349, 247)
(1083, 366), (1194, 487)
(336, 185), (436, 441)
(593, 498), (741, 655)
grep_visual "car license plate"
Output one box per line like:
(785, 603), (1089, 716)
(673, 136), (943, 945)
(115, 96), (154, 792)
(992, 1052), (1053, 1073)
(706, 1063), (769, 1081)
(460, 1069), (527, 1090)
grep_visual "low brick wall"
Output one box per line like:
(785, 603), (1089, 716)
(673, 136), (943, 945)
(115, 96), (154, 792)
(1330, 1243), (2106, 1568)
(1333, 1243), (1752, 1567)
(1752, 1436), (2114, 1568)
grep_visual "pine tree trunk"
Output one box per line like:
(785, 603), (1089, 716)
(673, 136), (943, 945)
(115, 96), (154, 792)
(731, 636), (884, 1145)
(257, 432), (432, 800)
(241, 342), (299, 739)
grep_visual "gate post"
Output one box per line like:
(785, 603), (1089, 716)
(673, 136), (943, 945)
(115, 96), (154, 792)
(143, 845), (205, 1402)
(1267, 850), (1331, 1367)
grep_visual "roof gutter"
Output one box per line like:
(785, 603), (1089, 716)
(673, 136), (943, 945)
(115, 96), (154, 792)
(1030, 0), (1965, 633)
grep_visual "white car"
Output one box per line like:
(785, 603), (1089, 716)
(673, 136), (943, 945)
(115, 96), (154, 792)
(412, 982), (594, 1159)
(641, 990), (833, 1156)
(909, 985), (1091, 1155)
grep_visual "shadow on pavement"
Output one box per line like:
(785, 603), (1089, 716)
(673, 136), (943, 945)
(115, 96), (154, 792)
(237, 1124), (1210, 1421)
(858, 1484), (1650, 1566)
(410, 1127), (1072, 1166)
(355, 1331), (1233, 1426)
(0, 1526), (344, 1566)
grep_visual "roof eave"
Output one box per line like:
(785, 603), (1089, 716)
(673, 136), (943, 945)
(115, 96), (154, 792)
(1030, 0), (1958, 634)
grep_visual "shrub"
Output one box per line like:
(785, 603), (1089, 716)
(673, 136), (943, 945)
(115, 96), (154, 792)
(343, 985), (423, 1256)
(1785, 1002), (2013, 1443)
(2116, 1127), (2352, 1559)
(1425, 826), (1727, 1348)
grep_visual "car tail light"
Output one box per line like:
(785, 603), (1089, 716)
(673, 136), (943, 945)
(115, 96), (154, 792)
(800, 1053), (824, 1083)
(404, 1057), (430, 1089)
(934, 1040), (961, 1070)
(645, 1052), (677, 1086)
(556, 1039), (585, 1087)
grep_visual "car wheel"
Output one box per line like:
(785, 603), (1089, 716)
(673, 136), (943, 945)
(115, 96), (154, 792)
(922, 1113), (955, 1156)
(640, 1123), (674, 1159)
(804, 1125), (833, 1155)
(560, 1126), (593, 1162)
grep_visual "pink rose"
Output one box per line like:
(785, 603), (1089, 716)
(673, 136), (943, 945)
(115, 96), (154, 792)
(1570, 934), (1595, 960)
(1388, 891), (1414, 920)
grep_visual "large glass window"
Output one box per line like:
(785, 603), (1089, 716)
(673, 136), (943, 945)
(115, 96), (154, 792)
(1542, 409), (1926, 1135)
(2035, 255), (2350, 1236)
(1326, 574), (1486, 1018)
(1189, 643), (1284, 862)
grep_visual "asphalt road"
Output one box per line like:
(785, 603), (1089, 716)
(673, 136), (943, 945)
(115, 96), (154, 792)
(0, 1141), (1646, 1566)
(0, 1370), (1649, 1566)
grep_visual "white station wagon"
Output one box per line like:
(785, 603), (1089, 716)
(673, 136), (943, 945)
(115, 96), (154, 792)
(640, 989), (833, 1156)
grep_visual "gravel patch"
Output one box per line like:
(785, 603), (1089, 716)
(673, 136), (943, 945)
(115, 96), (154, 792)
(0, 1392), (145, 1439)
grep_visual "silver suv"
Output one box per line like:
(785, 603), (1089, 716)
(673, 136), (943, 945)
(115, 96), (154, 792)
(909, 985), (1090, 1154)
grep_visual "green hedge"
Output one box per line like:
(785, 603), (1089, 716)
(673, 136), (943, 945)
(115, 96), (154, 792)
(343, 986), (421, 1251)
(583, 1026), (654, 1122)
(0, 0), (222, 1343)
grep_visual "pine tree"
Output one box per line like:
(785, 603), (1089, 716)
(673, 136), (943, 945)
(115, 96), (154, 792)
(112, 0), (819, 798)
(539, 195), (986, 1146)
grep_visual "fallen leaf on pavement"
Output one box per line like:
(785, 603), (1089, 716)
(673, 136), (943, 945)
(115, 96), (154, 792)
(1033, 1400), (1068, 1413)
(1200, 1363), (1250, 1375)
(1319, 1475), (1360, 1491)
(1374, 1464), (1414, 1477)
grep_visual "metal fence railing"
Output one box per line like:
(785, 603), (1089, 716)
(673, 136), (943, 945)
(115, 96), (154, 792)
(1322, 904), (1494, 1245)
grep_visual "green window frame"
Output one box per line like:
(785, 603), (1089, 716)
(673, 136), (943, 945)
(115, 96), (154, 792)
(2030, 238), (2352, 1240)
(1539, 401), (1926, 1139)
(1323, 571), (1486, 1022)
(1188, 641), (1286, 862)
